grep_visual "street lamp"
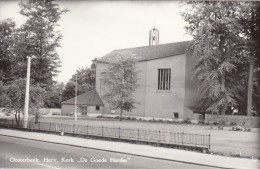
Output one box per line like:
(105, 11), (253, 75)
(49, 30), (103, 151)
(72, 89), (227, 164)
(23, 56), (32, 128)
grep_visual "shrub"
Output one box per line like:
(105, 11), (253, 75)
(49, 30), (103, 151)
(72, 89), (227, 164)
(232, 125), (243, 131)
(158, 119), (163, 123)
(245, 128), (251, 132)
(52, 112), (60, 115)
(130, 117), (136, 120)
(213, 122), (219, 126)
(183, 118), (191, 124)
(5, 112), (11, 116)
(230, 122), (237, 126)
(126, 117), (131, 120)
(218, 125), (224, 130)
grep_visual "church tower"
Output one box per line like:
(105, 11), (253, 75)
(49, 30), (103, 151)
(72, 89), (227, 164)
(149, 27), (159, 46)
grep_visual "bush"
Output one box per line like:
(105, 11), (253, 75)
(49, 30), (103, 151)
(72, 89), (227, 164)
(218, 125), (224, 130)
(96, 115), (103, 118)
(126, 117), (131, 120)
(5, 112), (11, 116)
(63, 112), (74, 116)
(183, 118), (191, 124)
(129, 117), (136, 120)
(213, 122), (219, 126)
(245, 128), (251, 132)
(232, 125), (243, 131)
(230, 122), (237, 126)
(158, 119), (163, 123)
(52, 112), (60, 116)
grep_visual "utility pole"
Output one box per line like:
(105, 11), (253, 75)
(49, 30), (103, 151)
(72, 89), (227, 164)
(74, 74), (77, 122)
(23, 56), (32, 128)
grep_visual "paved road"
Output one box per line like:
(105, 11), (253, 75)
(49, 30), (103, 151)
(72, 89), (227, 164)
(0, 135), (220, 169)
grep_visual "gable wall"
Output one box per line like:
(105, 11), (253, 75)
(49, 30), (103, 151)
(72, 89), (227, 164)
(144, 54), (186, 119)
(96, 54), (188, 119)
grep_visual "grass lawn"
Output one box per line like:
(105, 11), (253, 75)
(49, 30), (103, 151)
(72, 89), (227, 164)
(39, 116), (260, 158)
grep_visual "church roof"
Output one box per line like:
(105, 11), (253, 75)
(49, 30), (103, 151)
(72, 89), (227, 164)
(61, 89), (104, 106)
(98, 41), (191, 63)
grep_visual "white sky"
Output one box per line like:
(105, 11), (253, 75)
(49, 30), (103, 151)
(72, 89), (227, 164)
(0, 0), (191, 84)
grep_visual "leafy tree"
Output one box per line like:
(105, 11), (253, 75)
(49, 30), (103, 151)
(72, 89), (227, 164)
(102, 54), (139, 121)
(44, 82), (64, 108)
(0, 19), (16, 83)
(181, 1), (260, 115)
(0, 79), (44, 125)
(62, 60), (96, 101)
(12, 0), (68, 89)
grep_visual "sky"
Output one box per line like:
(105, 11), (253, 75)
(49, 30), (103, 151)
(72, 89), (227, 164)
(0, 0), (192, 84)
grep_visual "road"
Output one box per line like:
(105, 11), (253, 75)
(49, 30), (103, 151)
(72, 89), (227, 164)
(0, 135), (220, 169)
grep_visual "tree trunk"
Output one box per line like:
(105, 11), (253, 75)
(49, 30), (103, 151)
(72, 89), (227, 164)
(15, 112), (18, 125)
(247, 59), (254, 116)
(119, 108), (123, 121)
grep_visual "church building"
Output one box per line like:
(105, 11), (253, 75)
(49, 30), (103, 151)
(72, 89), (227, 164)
(95, 28), (202, 120)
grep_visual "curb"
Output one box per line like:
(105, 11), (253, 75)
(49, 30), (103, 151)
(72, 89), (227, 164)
(0, 132), (236, 169)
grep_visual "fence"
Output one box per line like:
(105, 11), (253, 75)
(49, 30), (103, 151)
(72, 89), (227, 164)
(0, 119), (210, 151)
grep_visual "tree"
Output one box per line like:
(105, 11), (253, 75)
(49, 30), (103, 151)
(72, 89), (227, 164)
(62, 60), (96, 101)
(181, 1), (260, 115)
(12, 0), (68, 89)
(44, 82), (64, 108)
(0, 79), (44, 125)
(102, 54), (139, 121)
(0, 19), (16, 83)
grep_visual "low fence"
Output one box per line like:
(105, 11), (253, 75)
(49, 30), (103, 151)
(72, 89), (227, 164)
(0, 119), (210, 151)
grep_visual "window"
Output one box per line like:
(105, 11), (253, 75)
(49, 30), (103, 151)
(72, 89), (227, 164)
(173, 112), (179, 118)
(158, 69), (171, 90)
(96, 106), (100, 111)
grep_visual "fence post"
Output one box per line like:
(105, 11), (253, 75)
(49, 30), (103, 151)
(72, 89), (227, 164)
(73, 124), (75, 134)
(158, 130), (161, 143)
(181, 132), (184, 145)
(61, 123), (63, 132)
(209, 134), (211, 150)
(38, 121), (40, 130)
(86, 125), (88, 135)
(169, 132), (171, 144)
(11, 119), (14, 128)
(118, 127), (120, 138)
(49, 122), (51, 131)
(102, 126), (104, 137)
(137, 128), (139, 141)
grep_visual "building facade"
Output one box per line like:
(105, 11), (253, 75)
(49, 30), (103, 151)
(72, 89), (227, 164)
(95, 29), (201, 120)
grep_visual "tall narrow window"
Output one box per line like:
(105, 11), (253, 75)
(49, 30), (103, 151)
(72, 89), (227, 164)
(158, 69), (171, 91)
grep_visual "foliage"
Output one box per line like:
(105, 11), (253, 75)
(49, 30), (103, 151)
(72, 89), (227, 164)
(0, 19), (16, 83)
(11, 0), (68, 89)
(181, 1), (260, 115)
(44, 82), (64, 108)
(102, 54), (139, 121)
(62, 60), (96, 101)
(0, 79), (44, 125)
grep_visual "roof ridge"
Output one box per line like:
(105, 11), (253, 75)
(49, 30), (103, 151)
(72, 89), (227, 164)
(112, 40), (191, 52)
